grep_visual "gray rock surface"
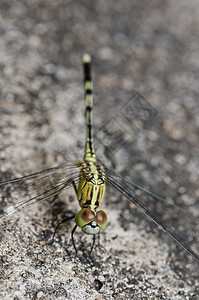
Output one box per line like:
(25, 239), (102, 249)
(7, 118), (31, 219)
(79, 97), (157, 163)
(0, 1), (199, 299)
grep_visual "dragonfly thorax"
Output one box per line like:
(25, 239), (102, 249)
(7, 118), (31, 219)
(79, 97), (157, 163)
(76, 161), (106, 211)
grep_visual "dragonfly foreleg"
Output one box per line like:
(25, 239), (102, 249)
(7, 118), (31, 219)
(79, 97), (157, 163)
(48, 180), (78, 248)
(71, 228), (98, 255)
(71, 179), (78, 195)
(89, 234), (96, 256)
(49, 214), (75, 245)
(48, 178), (77, 204)
(71, 224), (78, 252)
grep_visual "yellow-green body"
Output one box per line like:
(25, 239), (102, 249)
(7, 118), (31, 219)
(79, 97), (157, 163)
(76, 162), (105, 211)
(75, 54), (107, 234)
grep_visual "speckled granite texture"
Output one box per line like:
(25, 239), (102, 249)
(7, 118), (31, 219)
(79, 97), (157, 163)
(0, 1), (199, 299)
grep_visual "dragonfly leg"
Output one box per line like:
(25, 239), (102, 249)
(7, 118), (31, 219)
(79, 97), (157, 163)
(71, 179), (77, 195)
(49, 179), (77, 204)
(96, 233), (106, 253)
(71, 224), (78, 252)
(49, 214), (75, 245)
(48, 180), (77, 248)
(89, 234), (96, 256)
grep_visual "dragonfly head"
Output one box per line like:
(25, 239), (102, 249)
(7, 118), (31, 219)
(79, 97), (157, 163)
(75, 208), (107, 235)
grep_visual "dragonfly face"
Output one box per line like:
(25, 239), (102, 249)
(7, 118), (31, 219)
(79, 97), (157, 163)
(75, 208), (107, 234)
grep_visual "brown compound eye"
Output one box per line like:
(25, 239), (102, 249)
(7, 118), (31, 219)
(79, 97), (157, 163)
(75, 208), (95, 228)
(81, 208), (95, 222)
(95, 210), (107, 230)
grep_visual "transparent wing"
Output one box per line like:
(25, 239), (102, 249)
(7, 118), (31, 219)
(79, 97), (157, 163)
(0, 164), (82, 221)
(105, 168), (199, 263)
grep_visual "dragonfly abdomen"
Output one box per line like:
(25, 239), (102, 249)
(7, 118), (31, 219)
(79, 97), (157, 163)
(83, 54), (96, 163)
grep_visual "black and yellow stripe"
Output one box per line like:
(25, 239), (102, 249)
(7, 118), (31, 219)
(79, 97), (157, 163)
(83, 54), (96, 163)
(76, 55), (106, 212)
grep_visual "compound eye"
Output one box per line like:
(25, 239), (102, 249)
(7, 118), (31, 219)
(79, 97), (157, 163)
(95, 210), (107, 230)
(75, 208), (95, 228)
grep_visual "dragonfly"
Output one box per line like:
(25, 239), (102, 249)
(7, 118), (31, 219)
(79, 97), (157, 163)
(0, 54), (198, 262)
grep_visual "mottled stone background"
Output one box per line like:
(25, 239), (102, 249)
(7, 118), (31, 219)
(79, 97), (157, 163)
(0, 1), (199, 299)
